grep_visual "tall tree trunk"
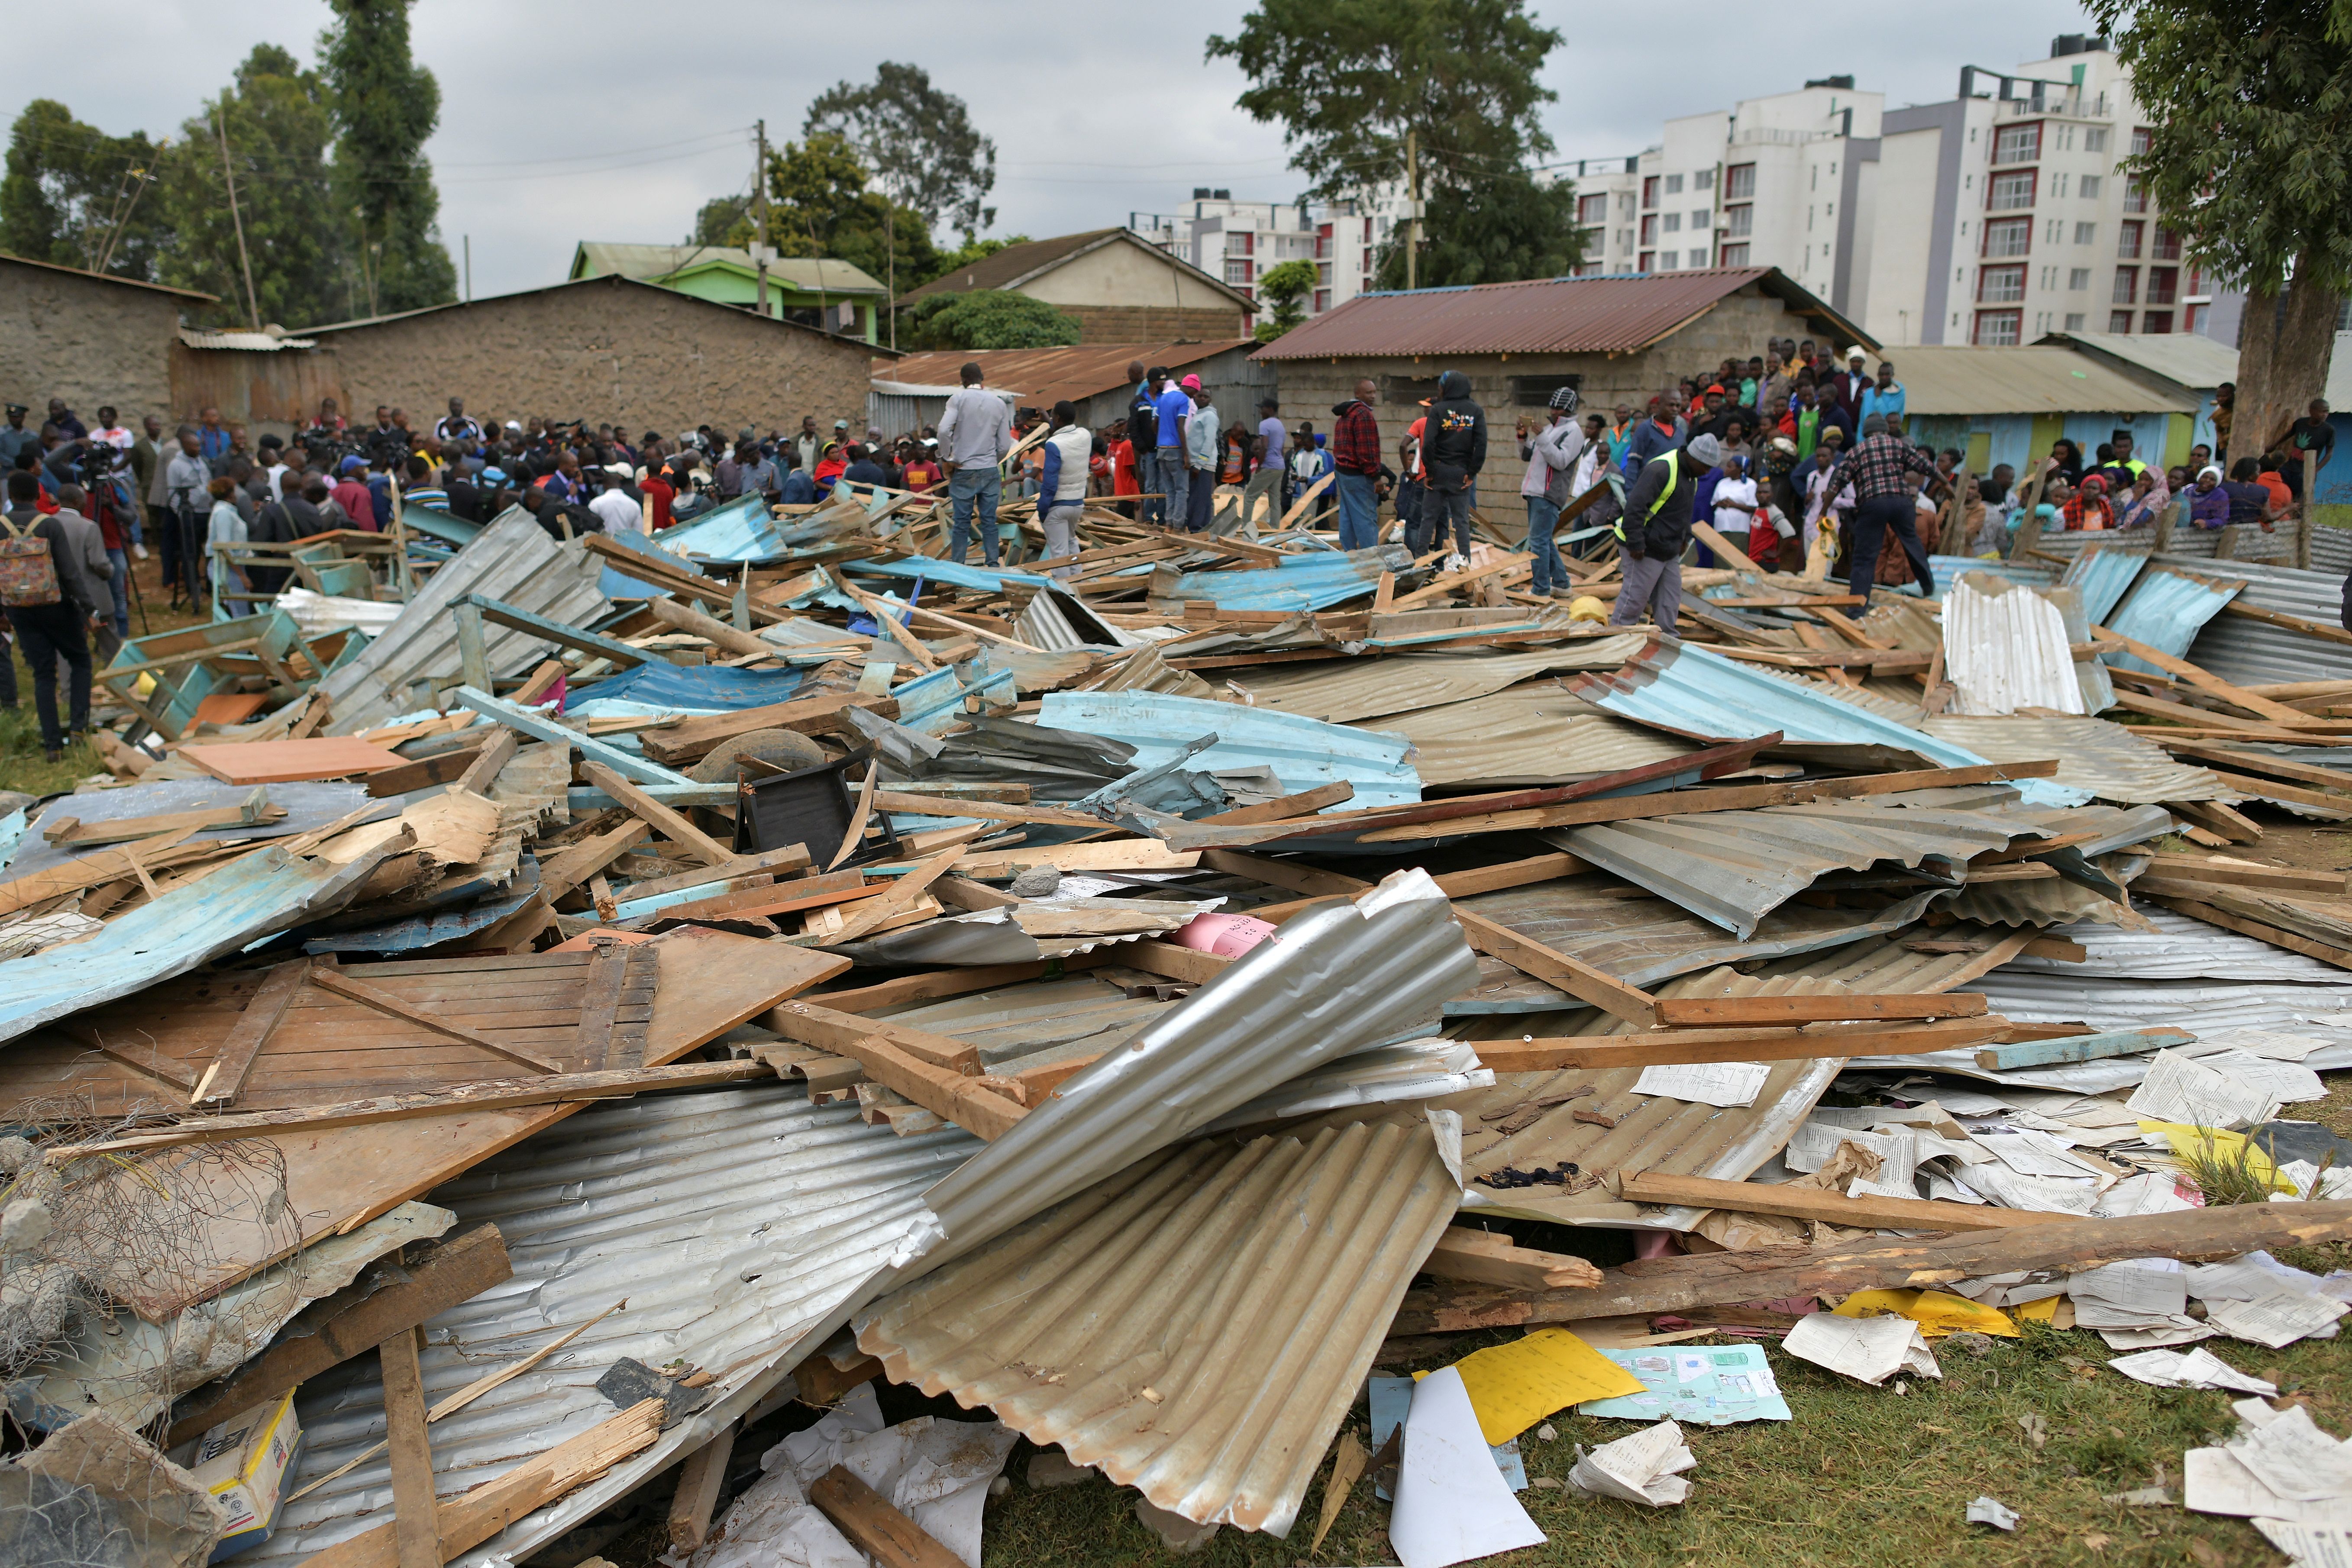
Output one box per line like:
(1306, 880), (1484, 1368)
(2237, 260), (2342, 461)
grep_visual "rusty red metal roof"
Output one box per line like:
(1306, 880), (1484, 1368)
(1252, 267), (1872, 361)
(873, 340), (1257, 407)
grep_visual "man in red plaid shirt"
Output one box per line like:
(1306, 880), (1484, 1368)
(1330, 377), (1383, 551)
(1821, 413), (1949, 597)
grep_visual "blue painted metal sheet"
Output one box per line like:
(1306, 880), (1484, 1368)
(2104, 564), (2244, 674)
(7, 781), (378, 884)
(1157, 547), (1408, 613)
(455, 686), (691, 785)
(1560, 640), (2088, 806)
(844, 555), (1055, 594)
(649, 495), (774, 561)
(302, 860), (543, 955)
(398, 503), (479, 548)
(584, 660), (805, 712)
(596, 526), (701, 600)
(1926, 555), (2053, 594)
(892, 662), (1020, 734)
(2058, 544), (2151, 626)
(1037, 690), (1422, 808)
(0, 840), (392, 1045)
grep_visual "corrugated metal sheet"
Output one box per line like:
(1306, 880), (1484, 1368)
(1250, 267), (1856, 360)
(1548, 797), (2021, 939)
(1230, 641), (1646, 723)
(1035, 691), (1422, 809)
(1918, 714), (2231, 803)
(255, 1083), (983, 1566)
(1383, 686), (1696, 787)
(1942, 575), (2083, 714)
(2313, 524), (2352, 577)
(845, 555), (1057, 595)
(0, 838), (392, 1046)
(322, 510), (611, 734)
(858, 1115), (1458, 1535)
(1155, 549), (1408, 613)
(1961, 970), (2352, 1045)
(1560, 639), (2090, 806)
(2035, 330), (2238, 391)
(901, 870), (1478, 1268)
(1082, 642), (1221, 700)
(1890, 346), (2193, 416)
(2104, 565), (2245, 674)
(649, 495), (784, 561)
(178, 328), (317, 350)
(2006, 907), (2352, 982)
(1928, 555), (2054, 590)
(882, 341), (1256, 407)
(1932, 851), (2148, 928)
(2058, 542), (2152, 626)
(2157, 554), (2352, 688)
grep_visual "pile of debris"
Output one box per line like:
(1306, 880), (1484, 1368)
(9, 485), (2352, 1566)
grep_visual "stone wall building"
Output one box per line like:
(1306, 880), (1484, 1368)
(0, 253), (212, 422)
(175, 275), (890, 441)
(1253, 268), (1872, 430)
(898, 229), (1256, 345)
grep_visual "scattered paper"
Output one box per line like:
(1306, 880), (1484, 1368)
(2254, 1518), (2352, 1566)
(2067, 1258), (2190, 1330)
(2095, 1171), (2200, 1217)
(1566, 1420), (1695, 1508)
(1785, 1123), (1919, 1186)
(1578, 1344), (1790, 1426)
(2105, 1347), (2277, 1394)
(1974, 1130), (2106, 1180)
(1832, 1288), (2019, 1339)
(1371, 1376), (1522, 1497)
(2127, 1048), (2281, 1130)
(2278, 1160), (2352, 1201)
(2207, 1029), (2329, 1062)
(1387, 1366), (1547, 1568)
(1632, 1061), (1770, 1108)
(1447, 1329), (1645, 1445)
(2097, 1323), (2218, 1350)
(1966, 1496), (2019, 1531)
(2187, 1252), (2332, 1303)
(2183, 1045), (2328, 1106)
(2205, 1289), (2350, 1349)
(2229, 1406), (2352, 1505)
(1783, 1312), (1941, 1386)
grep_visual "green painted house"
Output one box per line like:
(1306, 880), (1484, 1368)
(569, 243), (889, 344)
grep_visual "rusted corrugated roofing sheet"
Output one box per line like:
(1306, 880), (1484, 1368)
(1230, 640), (1647, 723)
(1382, 686), (1696, 787)
(880, 341), (1254, 408)
(1919, 714), (2232, 804)
(857, 1114), (1460, 1535)
(1252, 267), (1870, 360)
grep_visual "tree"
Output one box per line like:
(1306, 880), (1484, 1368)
(1371, 171), (1581, 290)
(1208, 0), (1570, 287)
(729, 133), (940, 294)
(805, 63), (996, 237)
(919, 232), (1027, 290)
(1254, 258), (1318, 341)
(901, 291), (1081, 351)
(0, 100), (173, 281)
(318, 0), (456, 316)
(157, 47), (343, 329)
(2091, 0), (2352, 453)
(694, 194), (750, 248)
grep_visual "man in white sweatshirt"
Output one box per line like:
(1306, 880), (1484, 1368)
(1037, 400), (1092, 575)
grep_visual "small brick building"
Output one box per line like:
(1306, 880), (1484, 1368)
(0, 252), (213, 423)
(898, 229), (1255, 345)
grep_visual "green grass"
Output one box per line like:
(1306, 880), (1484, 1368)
(0, 640), (106, 798)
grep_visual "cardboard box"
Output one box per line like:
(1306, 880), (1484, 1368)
(190, 1389), (303, 1560)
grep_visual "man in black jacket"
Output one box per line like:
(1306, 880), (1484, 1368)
(3, 469), (101, 758)
(1413, 371), (1487, 566)
(1609, 432), (1722, 635)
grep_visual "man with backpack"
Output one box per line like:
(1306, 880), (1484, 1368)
(2, 468), (101, 759)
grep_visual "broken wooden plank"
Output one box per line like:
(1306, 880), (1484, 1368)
(2168, 798), (2265, 844)
(200, 957), (313, 1107)
(819, 1031), (1023, 1140)
(1615, 1170), (2071, 1232)
(2136, 853), (2347, 896)
(826, 841), (967, 943)
(768, 1000), (981, 1072)
(182, 736), (404, 785)
(807, 961), (1070, 1016)
(306, 966), (569, 1074)
(1194, 782), (1355, 826)
(582, 761), (737, 867)
(1473, 1016), (2000, 1071)
(44, 791), (281, 844)
(380, 1323), (440, 1568)
(1650, 993), (1990, 1027)
(810, 1465), (966, 1568)
(1973, 1026), (2195, 1071)
(539, 820), (653, 904)
(666, 1420), (739, 1552)
(2092, 621), (2319, 725)
(2150, 896), (2352, 971)
(1451, 909), (1658, 1026)
(1423, 1226), (1603, 1290)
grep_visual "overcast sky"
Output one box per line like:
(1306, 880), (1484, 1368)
(16, 0), (2097, 303)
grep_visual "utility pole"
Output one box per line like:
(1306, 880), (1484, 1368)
(753, 119), (771, 319)
(463, 235), (472, 301)
(215, 112), (262, 329)
(1405, 127), (1421, 292)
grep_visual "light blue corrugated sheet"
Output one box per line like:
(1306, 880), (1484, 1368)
(651, 495), (777, 561)
(1157, 548), (1407, 613)
(597, 526), (702, 600)
(398, 503), (479, 548)
(0, 842), (389, 1045)
(2105, 565), (2244, 675)
(1562, 642), (2087, 807)
(1037, 691), (1422, 808)
(844, 556), (1054, 594)
(1926, 555), (2053, 594)
(2059, 545), (2152, 626)
(893, 662), (1020, 733)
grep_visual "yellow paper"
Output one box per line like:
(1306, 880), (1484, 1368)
(2013, 1296), (2061, 1323)
(2139, 1120), (2297, 1193)
(1834, 1287), (2019, 1339)
(1446, 1328), (1647, 1445)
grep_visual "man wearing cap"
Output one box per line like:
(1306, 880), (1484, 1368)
(1820, 413), (1946, 599)
(1827, 348), (1872, 430)
(937, 360), (1013, 567)
(331, 456), (378, 530)
(1610, 431), (1720, 634)
(1152, 367), (1193, 532)
(1519, 387), (1586, 598)
(1182, 375), (1221, 534)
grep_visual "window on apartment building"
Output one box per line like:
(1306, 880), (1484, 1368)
(1726, 206), (1753, 237)
(1580, 226), (1604, 256)
(1993, 122), (2042, 165)
(1640, 214), (1660, 245)
(1972, 310), (2022, 346)
(1641, 176), (1659, 208)
(1689, 247), (1710, 267)
(2117, 220), (2143, 259)
(2152, 226), (2181, 261)
(1225, 258), (1253, 285)
(2110, 310), (2135, 332)
(1361, 247), (1373, 274)
(2053, 171), (2070, 198)
(2079, 174), (2102, 200)
(1989, 170), (2037, 210)
(2075, 221), (2098, 245)
(1230, 231), (1252, 255)
(1619, 192), (1636, 218)
(2187, 303), (2208, 334)
(1721, 242), (1751, 267)
(2141, 310), (2174, 334)
(1572, 260), (1603, 278)
(2187, 267), (2210, 297)
(1982, 217), (2032, 258)
(1695, 167), (1716, 190)
(2113, 266), (2139, 304)
(1315, 223), (1331, 259)
(1726, 163), (1757, 200)
(1578, 192), (1608, 225)
(1690, 209), (1711, 230)
(1978, 265), (2027, 303)
(2069, 267), (2092, 290)
(1637, 251), (1655, 273)
(2046, 219), (2064, 244)
(1664, 213), (1681, 233)
(2129, 127), (2152, 156)
(1660, 251), (1680, 270)
(1665, 173), (1685, 194)
(1312, 289), (1330, 313)
(2056, 124), (2076, 150)
(2039, 265), (2057, 290)
(1363, 217), (1374, 241)
(2148, 266), (2179, 305)
(2065, 311), (2087, 330)
(2123, 175), (2148, 213)
(1619, 229), (1634, 251)
(2085, 127), (2110, 152)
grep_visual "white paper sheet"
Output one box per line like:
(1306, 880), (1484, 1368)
(1632, 1061), (1770, 1108)
(2206, 1289), (2352, 1349)
(2127, 1047), (2282, 1129)
(1974, 1130), (2106, 1180)
(2228, 1406), (2352, 1504)
(2254, 1517), (2352, 1568)
(2106, 1347), (2278, 1394)
(2095, 1172), (2199, 1217)
(1784, 1123), (1919, 1186)
(2187, 1252), (2331, 1303)
(2184, 1445), (2345, 1524)
(1389, 1366), (1547, 1568)
(2206, 1029), (2330, 1062)
(2182, 1044), (2328, 1104)
(1564, 1420), (1696, 1508)
(1782, 1312), (1942, 1387)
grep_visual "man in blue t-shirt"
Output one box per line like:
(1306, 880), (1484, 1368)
(1152, 369), (1194, 532)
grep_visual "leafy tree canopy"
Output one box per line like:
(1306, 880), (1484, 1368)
(727, 132), (940, 289)
(1372, 170), (1582, 290)
(901, 290), (1080, 351)
(1254, 257), (1318, 341)
(805, 62), (997, 238)
(319, 0), (456, 314)
(0, 100), (171, 282)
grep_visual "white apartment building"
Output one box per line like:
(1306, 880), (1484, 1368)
(1129, 184), (1415, 319)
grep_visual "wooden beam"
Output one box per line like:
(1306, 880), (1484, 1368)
(2092, 620), (2321, 725)
(538, 819), (652, 903)
(582, 761), (737, 867)
(1424, 1226), (1602, 1290)
(645, 594), (773, 658)
(638, 692), (899, 766)
(666, 1421), (739, 1552)
(2151, 896), (2352, 971)
(1193, 781), (1355, 825)
(452, 729), (521, 797)
(2138, 853), (2347, 896)
(380, 1324), (440, 1568)
(44, 792), (282, 843)
(2168, 798), (2265, 844)
(200, 958), (313, 1106)
(1473, 1016), (2000, 1070)
(810, 1466), (966, 1568)
(1451, 910), (1658, 1025)
(2203, 770), (2352, 813)
(307, 967), (568, 1074)
(1650, 993), (1989, 1026)
(1616, 1170), (2071, 1232)
(801, 1028), (1024, 1140)
(768, 1000), (981, 1072)
(808, 961), (1069, 1015)
(826, 840), (967, 943)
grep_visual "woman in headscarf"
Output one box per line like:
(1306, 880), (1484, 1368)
(2116, 466), (2171, 528)
(2060, 472), (2115, 530)
(2189, 465), (2231, 529)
